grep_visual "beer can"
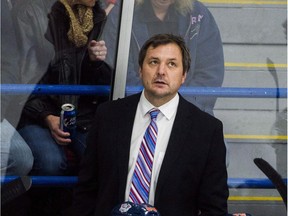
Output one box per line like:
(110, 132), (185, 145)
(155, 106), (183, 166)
(60, 103), (76, 137)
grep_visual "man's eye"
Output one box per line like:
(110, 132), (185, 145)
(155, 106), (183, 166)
(168, 62), (176, 67)
(149, 60), (158, 65)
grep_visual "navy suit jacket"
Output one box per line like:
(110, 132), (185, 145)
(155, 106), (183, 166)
(68, 93), (228, 216)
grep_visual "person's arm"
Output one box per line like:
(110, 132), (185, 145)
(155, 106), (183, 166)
(1, 0), (21, 121)
(21, 92), (58, 125)
(82, 40), (112, 86)
(45, 115), (71, 145)
(198, 120), (228, 215)
(11, 2), (54, 84)
(20, 60), (61, 127)
(187, 2), (224, 115)
(191, 5), (224, 88)
(101, 0), (122, 69)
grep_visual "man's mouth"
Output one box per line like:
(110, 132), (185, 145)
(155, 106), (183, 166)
(153, 79), (167, 85)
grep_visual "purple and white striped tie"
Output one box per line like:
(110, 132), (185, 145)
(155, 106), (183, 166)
(129, 108), (160, 204)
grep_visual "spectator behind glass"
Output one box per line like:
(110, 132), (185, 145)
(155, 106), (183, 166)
(103, 0), (224, 116)
(17, 0), (112, 176)
(64, 34), (228, 216)
(11, 0), (56, 85)
(1, 0), (33, 176)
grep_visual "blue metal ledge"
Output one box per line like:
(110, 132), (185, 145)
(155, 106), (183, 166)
(1, 176), (287, 188)
(1, 84), (287, 98)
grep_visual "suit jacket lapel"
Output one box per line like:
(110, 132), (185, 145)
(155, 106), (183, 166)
(116, 94), (141, 200)
(155, 97), (194, 201)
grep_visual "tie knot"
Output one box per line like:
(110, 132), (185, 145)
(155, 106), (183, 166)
(149, 108), (160, 120)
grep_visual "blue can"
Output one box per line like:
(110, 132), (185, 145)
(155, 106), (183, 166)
(60, 103), (76, 137)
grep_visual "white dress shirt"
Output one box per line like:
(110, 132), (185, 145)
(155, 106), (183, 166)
(125, 91), (179, 205)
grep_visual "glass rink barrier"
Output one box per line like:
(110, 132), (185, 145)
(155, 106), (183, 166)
(1, 84), (287, 216)
(1, 0), (287, 215)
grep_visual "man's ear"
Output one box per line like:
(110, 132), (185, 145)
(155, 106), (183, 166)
(139, 68), (143, 79)
(181, 72), (187, 84)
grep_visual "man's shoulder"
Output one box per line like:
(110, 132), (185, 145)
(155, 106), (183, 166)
(97, 93), (141, 112)
(179, 96), (222, 124)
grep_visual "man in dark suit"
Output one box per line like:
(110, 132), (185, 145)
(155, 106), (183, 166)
(67, 33), (228, 216)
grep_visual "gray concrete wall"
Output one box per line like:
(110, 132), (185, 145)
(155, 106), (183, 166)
(202, 1), (287, 215)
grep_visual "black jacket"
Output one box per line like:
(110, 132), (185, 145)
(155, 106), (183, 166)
(19, 1), (112, 131)
(64, 93), (228, 216)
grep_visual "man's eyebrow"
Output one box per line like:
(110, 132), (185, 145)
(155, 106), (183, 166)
(147, 56), (159, 60)
(148, 56), (178, 61)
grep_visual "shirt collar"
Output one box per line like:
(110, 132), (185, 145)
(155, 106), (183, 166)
(139, 91), (179, 120)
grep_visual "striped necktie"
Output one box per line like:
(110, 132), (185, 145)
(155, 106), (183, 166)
(129, 108), (160, 204)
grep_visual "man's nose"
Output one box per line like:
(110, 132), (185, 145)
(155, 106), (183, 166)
(157, 63), (166, 75)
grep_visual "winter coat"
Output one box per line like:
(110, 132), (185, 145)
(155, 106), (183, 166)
(19, 1), (112, 131)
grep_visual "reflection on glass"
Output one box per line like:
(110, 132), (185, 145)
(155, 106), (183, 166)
(2, 0), (114, 177)
(104, 0), (224, 116)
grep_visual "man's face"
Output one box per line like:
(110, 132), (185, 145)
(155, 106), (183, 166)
(77, 0), (97, 7)
(150, 0), (175, 10)
(140, 43), (186, 106)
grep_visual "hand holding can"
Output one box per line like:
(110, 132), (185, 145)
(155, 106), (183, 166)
(60, 103), (77, 140)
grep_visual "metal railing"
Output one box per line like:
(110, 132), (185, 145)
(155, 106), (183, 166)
(1, 84), (287, 98)
(1, 84), (287, 190)
(1, 176), (287, 188)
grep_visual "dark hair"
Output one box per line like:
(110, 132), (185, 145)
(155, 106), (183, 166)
(138, 34), (191, 74)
